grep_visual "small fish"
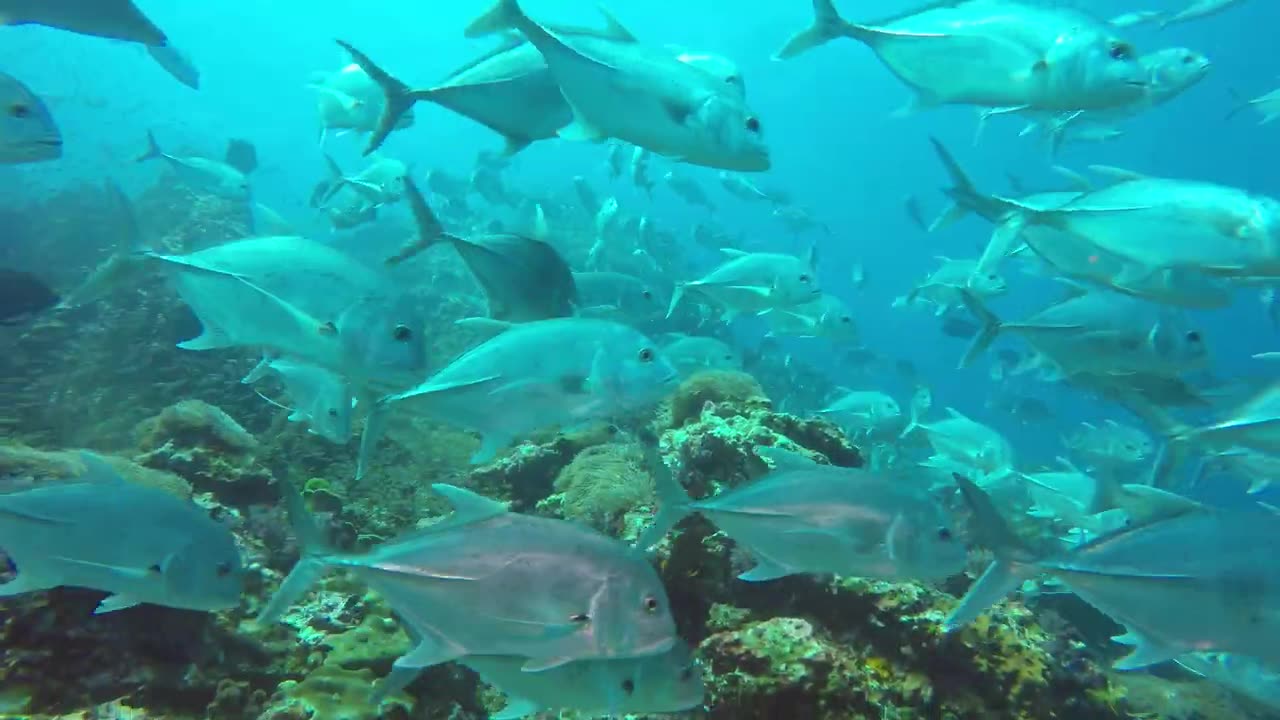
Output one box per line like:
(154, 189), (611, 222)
(663, 171), (714, 210)
(1160, 0), (1247, 28)
(0, 72), (61, 164)
(1108, 10), (1164, 28)
(660, 334), (744, 377)
(638, 446), (966, 583)
(315, 153), (407, 209)
(668, 247), (820, 321)
(947, 477), (1280, 670)
(1062, 420), (1152, 467)
(818, 390), (901, 435)
(260, 479), (677, 676)
(0, 268), (59, 324)
(0, 0), (167, 45)
(763, 293), (859, 344)
(1229, 85), (1280, 125)
(243, 356), (355, 445)
(915, 408), (1017, 485)
(718, 172), (776, 204)
(573, 175), (600, 211)
(0, 452), (244, 613)
(137, 131), (250, 200)
(573, 271), (668, 323)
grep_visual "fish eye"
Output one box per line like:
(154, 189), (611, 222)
(643, 595), (660, 613)
(1185, 331), (1202, 343)
(569, 612), (590, 623)
(1182, 54), (1196, 64)
(327, 408), (340, 417)
(393, 324), (413, 342)
(840, 316), (852, 324)
(680, 667), (694, 682)
(745, 116), (761, 133)
(9, 103), (31, 119)
(641, 290), (653, 300)
(638, 347), (655, 363)
(937, 527), (953, 542)
(621, 679), (636, 695)
(1109, 42), (1134, 61)
(216, 562), (233, 577)
(798, 273), (811, 283)
(724, 74), (739, 85)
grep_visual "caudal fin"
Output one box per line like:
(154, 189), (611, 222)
(773, 0), (858, 60)
(634, 442), (693, 550)
(335, 39), (419, 156)
(928, 137), (1018, 225)
(957, 289), (1002, 369)
(136, 130), (163, 162)
(463, 0), (523, 38)
(385, 176), (452, 266)
(257, 478), (333, 625)
(665, 283), (688, 319)
(943, 474), (1038, 631)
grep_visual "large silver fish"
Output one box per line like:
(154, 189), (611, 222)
(259, 480), (677, 677)
(639, 447), (967, 583)
(947, 476), (1280, 670)
(0, 452), (244, 613)
(0, 0), (167, 45)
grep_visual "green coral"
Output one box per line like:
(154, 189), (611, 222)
(665, 370), (771, 428)
(551, 443), (653, 531)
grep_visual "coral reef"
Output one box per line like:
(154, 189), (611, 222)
(135, 399), (275, 506)
(546, 441), (653, 531)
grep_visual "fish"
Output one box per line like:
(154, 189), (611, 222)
(242, 356), (354, 445)
(629, 146), (655, 195)
(1228, 85), (1280, 125)
(0, 0), (167, 45)
(361, 317), (677, 468)
(309, 60), (415, 145)
(895, 256), (1007, 316)
(260, 478), (678, 675)
(1194, 448), (1280, 495)
(660, 334), (744, 377)
(930, 139), (1238, 309)
(0, 268), (59, 324)
(947, 476), (1280, 670)
(143, 235), (429, 389)
(391, 176), (577, 323)
(457, 642), (704, 719)
(146, 42), (199, 89)
(137, 131), (251, 200)
(573, 175), (600, 212)
(573, 271), (668, 323)
(1107, 10), (1165, 28)
(0, 451), (244, 613)
(0, 72), (61, 164)
(818, 390), (901, 435)
(1160, 0), (1248, 28)
(638, 446), (967, 583)
(667, 247), (820, 321)
(776, 0), (1149, 113)
(663, 171), (714, 210)
(719, 172), (779, 204)
(1062, 420), (1153, 467)
(914, 408), (1017, 485)
(315, 153), (407, 210)
(1177, 653), (1280, 712)
(762, 293), (859, 344)
(960, 287), (1212, 379)
(468, 0), (771, 171)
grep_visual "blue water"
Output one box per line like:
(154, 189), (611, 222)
(4, 2), (1275, 472)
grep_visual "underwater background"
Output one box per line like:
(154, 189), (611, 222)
(2, 0), (1280, 718)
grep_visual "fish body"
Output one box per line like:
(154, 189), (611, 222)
(660, 334), (744, 376)
(1063, 420), (1152, 467)
(0, 72), (61, 164)
(372, 318), (676, 463)
(243, 356), (354, 444)
(668, 248), (820, 320)
(917, 408), (1016, 484)
(663, 171), (713, 209)
(310, 61), (415, 143)
(458, 642), (704, 719)
(961, 288), (1212, 379)
(0, 0), (167, 45)
(777, 0), (1149, 112)
(819, 390), (901, 435)
(0, 452), (244, 613)
(146, 235), (427, 387)
(137, 131), (250, 200)
(574, 271), (668, 322)
(262, 481), (677, 675)
(640, 448), (966, 582)
(763, 293), (859, 343)
(1160, 0), (1247, 28)
(950, 480), (1280, 670)
(470, 0), (770, 171)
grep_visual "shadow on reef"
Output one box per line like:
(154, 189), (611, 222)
(0, 186), (1265, 720)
